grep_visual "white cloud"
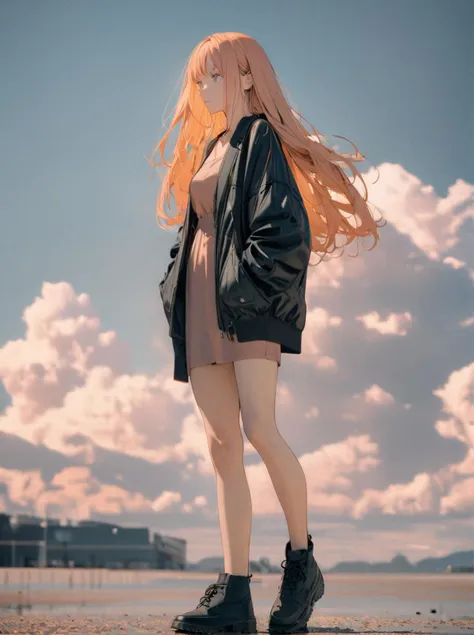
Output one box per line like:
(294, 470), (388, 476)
(357, 310), (412, 336)
(244, 434), (380, 516)
(434, 361), (474, 448)
(443, 255), (467, 270)
(0, 282), (198, 465)
(300, 307), (342, 361)
(460, 316), (474, 327)
(354, 472), (438, 518)
(440, 477), (474, 514)
(0, 466), (183, 519)
(351, 362), (474, 519)
(360, 384), (396, 406)
(1, 161), (473, 560)
(364, 167), (474, 262)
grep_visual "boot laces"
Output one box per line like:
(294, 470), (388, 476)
(197, 573), (253, 608)
(197, 582), (222, 608)
(279, 556), (307, 596)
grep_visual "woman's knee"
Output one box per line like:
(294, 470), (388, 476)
(242, 416), (279, 451)
(234, 359), (279, 449)
(208, 432), (244, 470)
(189, 363), (244, 469)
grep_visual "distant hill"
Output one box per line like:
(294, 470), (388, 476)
(326, 550), (474, 573)
(188, 550), (474, 574)
(187, 556), (278, 573)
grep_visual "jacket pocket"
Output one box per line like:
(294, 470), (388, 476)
(220, 246), (271, 313)
(237, 262), (272, 308)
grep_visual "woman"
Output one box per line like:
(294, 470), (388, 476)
(149, 32), (383, 634)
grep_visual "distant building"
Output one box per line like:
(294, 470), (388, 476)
(153, 533), (186, 569)
(0, 513), (186, 569)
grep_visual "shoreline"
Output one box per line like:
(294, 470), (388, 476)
(0, 569), (472, 633)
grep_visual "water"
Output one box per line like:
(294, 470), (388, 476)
(1, 570), (472, 619)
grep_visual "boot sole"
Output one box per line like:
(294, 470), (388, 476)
(268, 570), (325, 634)
(171, 617), (258, 634)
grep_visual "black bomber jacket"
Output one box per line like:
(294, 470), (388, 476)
(159, 113), (311, 383)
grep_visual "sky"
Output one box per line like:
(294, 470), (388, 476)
(0, 0), (473, 568)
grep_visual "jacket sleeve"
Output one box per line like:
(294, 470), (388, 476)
(159, 223), (184, 290)
(237, 120), (311, 299)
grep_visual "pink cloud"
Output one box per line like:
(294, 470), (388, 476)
(434, 361), (474, 448)
(0, 466), (183, 519)
(357, 310), (413, 336)
(0, 282), (195, 465)
(363, 167), (474, 261)
(243, 434), (380, 516)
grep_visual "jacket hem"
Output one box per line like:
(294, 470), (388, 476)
(234, 316), (302, 355)
(172, 337), (189, 383)
(171, 317), (302, 383)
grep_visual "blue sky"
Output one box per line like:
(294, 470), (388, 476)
(0, 0), (473, 567)
(1, 0), (472, 372)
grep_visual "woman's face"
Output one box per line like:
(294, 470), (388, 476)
(195, 57), (225, 114)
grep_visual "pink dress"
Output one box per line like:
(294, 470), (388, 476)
(185, 150), (281, 372)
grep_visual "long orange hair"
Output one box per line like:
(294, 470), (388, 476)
(146, 32), (385, 262)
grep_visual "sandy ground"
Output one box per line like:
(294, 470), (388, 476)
(0, 612), (473, 634)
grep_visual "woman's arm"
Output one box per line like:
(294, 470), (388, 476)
(239, 120), (311, 296)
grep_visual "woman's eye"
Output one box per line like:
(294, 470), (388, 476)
(212, 74), (221, 81)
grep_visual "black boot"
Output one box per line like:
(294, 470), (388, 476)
(269, 533), (325, 633)
(171, 572), (257, 634)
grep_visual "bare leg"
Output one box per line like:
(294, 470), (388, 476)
(190, 362), (252, 575)
(234, 359), (309, 551)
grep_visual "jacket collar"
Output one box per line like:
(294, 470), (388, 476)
(194, 113), (267, 230)
(230, 112), (266, 146)
(212, 112), (267, 149)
